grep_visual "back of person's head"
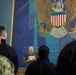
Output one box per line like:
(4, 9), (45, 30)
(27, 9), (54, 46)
(0, 26), (7, 40)
(0, 55), (15, 75)
(68, 45), (76, 75)
(38, 45), (49, 57)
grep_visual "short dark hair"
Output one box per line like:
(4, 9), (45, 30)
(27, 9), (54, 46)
(38, 45), (49, 57)
(0, 26), (6, 36)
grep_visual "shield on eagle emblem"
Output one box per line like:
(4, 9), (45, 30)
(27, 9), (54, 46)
(50, 11), (67, 38)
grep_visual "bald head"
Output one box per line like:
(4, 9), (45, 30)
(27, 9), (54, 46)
(28, 46), (34, 54)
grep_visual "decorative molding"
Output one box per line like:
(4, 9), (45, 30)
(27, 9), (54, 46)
(16, 68), (26, 75)
(10, 0), (15, 46)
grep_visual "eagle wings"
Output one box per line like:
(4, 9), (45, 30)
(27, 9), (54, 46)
(34, 0), (76, 38)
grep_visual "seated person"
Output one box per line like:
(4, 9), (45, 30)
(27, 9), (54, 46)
(23, 46), (38, 65)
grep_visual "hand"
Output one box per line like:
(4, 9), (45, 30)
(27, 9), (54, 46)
(26, 59), (30, 62)
(33, 58), (36, 60)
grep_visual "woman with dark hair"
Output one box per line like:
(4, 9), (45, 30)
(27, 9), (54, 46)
(25, 45), (55, 75)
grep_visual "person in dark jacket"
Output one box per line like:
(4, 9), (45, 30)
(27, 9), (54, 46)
(0, 26), (19, 75)
(25, 45), (55, 75)
(56, 40), (76, 75)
